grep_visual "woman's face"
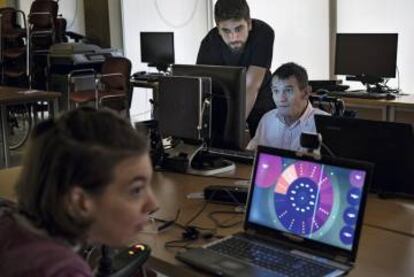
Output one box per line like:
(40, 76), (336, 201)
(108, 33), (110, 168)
(85, 154), (157, 247)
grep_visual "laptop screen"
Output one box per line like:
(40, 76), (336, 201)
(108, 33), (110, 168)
(247, 148), (370, 252)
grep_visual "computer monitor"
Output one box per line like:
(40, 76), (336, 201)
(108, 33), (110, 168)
(172, 64), (246, 150)
(335, 33), (398, 85)
(140, 32), (175, 72)
(315, 115), (414, 197)
(156, 76), (211, 142)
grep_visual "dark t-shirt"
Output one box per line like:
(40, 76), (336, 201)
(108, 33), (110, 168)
(0, 199), (92, 277)
(197, 19), (276, 135)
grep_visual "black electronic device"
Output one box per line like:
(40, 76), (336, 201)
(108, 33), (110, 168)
(315, 115), (414, 197)
(309, 80), (349, 92)
(335, 33), (398, 92)
(172, 64), (247, 151)
(157, 76), (211, 142)
(155, 76), (235, 175)
(49, 43), (122, 72)
(300, 132), (322, 153)
(110, 244), (151, 277)
(140, 32), (174, 72)
(204, 185), (248, 205)
(134, 120), (164, 168)
(325, 90), (396, 100)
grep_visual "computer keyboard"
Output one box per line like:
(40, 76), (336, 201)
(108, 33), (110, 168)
(326, 90), (395, 100)
(132, 72), (166, 81)
(208, 236), (336, 277)
(208, 148), (255, 164)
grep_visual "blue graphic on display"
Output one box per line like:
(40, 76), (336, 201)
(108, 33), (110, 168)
(343, 207), (358, 226)
(340, 226), (355, 245)
(347, 187), (362, 207)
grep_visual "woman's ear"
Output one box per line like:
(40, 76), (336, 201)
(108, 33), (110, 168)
(65, 186), (96, 219)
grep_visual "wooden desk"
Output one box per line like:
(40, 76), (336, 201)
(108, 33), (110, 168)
(1, 165), (414, 276)
(0, 86), (60, 167)
(342, 94), (414, 123)
(364, 195), (414, 236)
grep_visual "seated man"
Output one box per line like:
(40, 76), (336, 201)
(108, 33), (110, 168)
(247, 62), (329, 151)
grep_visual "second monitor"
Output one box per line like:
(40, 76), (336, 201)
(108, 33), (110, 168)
(140, 32), (175, 72)
(172, 64), (247, 151)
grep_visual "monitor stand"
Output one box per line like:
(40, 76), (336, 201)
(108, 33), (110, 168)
(163, 142), (235, 176)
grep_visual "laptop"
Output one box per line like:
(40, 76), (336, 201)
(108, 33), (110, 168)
(177, 146), (373, 277)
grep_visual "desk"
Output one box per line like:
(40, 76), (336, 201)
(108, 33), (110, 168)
(0, 86), (60, 168)
(342, 94), (414, 123)
(1, 166), (414, 276)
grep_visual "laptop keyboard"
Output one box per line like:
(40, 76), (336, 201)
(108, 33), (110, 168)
(208, 148), (255, 164)
(207, 236), (336, 277)
(326, 90), (392, 99)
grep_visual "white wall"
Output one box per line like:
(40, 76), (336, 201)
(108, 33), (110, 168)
(337, 0), (414, 93)
(17, 0), (85, 34)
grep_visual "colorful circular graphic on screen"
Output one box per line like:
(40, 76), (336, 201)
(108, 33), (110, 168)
(274, 161), (334, 235)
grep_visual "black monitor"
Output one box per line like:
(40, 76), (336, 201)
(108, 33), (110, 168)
(172, 64), (246, 150)
(140, 32), (175, 72)
(335, 33), (398, 85)
(156, 76), (211, 142)
(315, 115), (414, 197)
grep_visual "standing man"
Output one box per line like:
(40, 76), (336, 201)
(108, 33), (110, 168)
(197, 0), (275, 137)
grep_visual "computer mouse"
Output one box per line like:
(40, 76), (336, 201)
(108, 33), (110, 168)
(385, 93), (396, 100)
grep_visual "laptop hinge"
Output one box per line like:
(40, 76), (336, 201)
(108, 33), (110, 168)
(334, 255), (349, 264)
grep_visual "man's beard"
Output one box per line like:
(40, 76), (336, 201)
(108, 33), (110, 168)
(228, 41), (245, 53)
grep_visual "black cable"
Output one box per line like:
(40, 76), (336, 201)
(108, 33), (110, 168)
(208, 210), (244, 228)
(185, 200), (210, 226)
(321, 142), (336, 158)
(164, 239), (194, 250)
(96, 245), (112, 277)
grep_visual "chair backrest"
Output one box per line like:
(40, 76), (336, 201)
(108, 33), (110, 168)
(309, 95), (345, 116)
(0, 7), (19, 34)
(29, 0), (58, 30)
(101, 57), (132, 92)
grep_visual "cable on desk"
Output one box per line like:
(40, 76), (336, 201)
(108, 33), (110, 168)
(185, 186), (246, 226)
(208, 210), (244, 228)
(163, 188), (246, 252)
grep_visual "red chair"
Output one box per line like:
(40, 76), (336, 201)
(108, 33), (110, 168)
(67, 57), (132, 116)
